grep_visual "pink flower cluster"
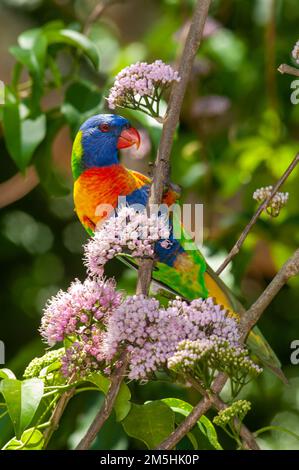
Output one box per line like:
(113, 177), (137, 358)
(40, 275), (260, 384)
(61, 341), (100, 378)
(40, 277), (122, 378)
(107, 60), (180, 112)
(84, 206), (171, 277)
(102, 295), (241, 380)
(40, 277), (121, 346)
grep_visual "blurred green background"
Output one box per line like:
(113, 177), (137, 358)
(0, 0), (299, 450)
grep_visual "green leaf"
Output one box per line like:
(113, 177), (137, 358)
(33, 115), (70, 196)
(3, 103), (46, 171)
(19, 379), (44, 435)
(199, 415), (223, 450)
(10, 47), (35, 73)
(0, 378), (44, 439)
(0, 369), (16, 380)
(46, 29), (100, 69)
(62, 80), (102, 137)
(2, 429), (44, 450)
(48, 55), (62, 87)
(186, 430), (199, 450)
(39, 361), (62, 378)
(21, 114), (47, 169)
(161, 398), (222, 450)
(42, 20), (65, 32)
(86, 372), (131, 422)
(11, 33), (47, 79)
(18, 28), (41, 50)
(31, 35), (48, 76)
(203, 29), (246, 72)
(11, 28), (47, 109)
(11, 62), (23, 91)
(0, 380), (22, 437)
(254, 425), (299, 441)
(65, 81), (102, 114)
(122, 401), (175, 449)
(3, 101), (22, 168)
(85, 371), (110, 394)
(114, 383), (131, 422)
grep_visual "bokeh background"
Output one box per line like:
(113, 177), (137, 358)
(0, 0), (299, 450)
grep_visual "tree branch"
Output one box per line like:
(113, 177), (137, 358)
(157, 247), (299, 450)
(137, 0), (212, 295)
(265, 0), (277, 108)
(43, 381), (76, 448)
(157, 373), (227, 450)
(75, 0), (212, 450)
(240, 248), (299, 338)
(278, 64), (299, 78)
(83, 0), (123, 35)
(216, 152), (299, 275)
(75, 352), (128, 450)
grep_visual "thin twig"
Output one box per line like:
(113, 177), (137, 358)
(75, 352), (127, 450)
(216, 153), (299, 275)
(240, 248), (299, 338)
(136, 0), (212, 295)
(157, 373), (227, 450)
(43, 383), (76, 448)
(75, 0), (212, 450)
(278, 64), (299, 78)
(264, 0), (277, 108)
(157, 248), (299, 450)
(83, 0), (123, 35)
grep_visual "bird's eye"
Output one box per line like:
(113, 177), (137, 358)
(99, 123), (110, 132)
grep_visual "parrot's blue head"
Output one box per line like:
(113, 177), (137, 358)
(74, 114), (140, 175)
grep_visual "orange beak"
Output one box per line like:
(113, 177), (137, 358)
(117, 127), (140, 150)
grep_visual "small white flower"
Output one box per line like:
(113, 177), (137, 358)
(253, 186), (289, 217)
(84, 206), (171, 276)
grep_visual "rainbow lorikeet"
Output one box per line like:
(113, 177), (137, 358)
(72, 113), (285, 381)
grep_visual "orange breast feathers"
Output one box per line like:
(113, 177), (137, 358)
(73, 165), (146, 231)
(74, 165), (180, 232)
